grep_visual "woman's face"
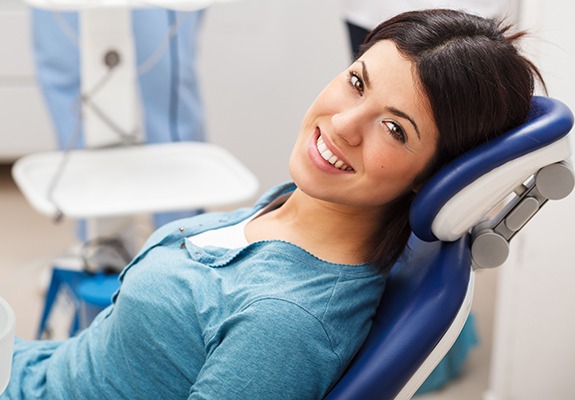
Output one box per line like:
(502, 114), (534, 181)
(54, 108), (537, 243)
(289, 40), (439, 212)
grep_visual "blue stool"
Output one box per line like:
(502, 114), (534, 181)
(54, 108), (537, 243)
(37, 268), (120, 339)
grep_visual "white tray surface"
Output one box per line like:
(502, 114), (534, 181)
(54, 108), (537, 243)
(12, 142), (259, 218)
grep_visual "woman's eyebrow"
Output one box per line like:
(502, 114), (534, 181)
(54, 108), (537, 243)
(386, 106), (421, 140)
(360, 60), (371, 89)
(360, 60), (421, 140)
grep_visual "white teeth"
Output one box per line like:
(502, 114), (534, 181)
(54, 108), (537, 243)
(316, 135), (352, 171)
(321, 149), (334, 159)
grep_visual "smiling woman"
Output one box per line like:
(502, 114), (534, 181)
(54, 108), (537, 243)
(285, 39), (439, 266)
(1, 9), (544, 400)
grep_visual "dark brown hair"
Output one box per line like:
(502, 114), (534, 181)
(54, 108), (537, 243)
(358, 9), (545, 272)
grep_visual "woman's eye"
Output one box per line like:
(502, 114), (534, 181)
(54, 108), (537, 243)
(384, 121), (406, 143)
(348, 71), (364, 95)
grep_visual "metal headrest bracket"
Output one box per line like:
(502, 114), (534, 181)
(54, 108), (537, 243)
(470, 159), (574, 269)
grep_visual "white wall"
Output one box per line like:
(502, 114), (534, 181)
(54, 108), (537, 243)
(486, 1), (575, 399)
(197, 0), (349, 196)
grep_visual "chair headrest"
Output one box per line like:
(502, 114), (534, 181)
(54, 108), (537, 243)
(410, 96), (574, 242)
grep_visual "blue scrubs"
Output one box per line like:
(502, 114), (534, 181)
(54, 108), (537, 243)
(30, 8), (205, 230)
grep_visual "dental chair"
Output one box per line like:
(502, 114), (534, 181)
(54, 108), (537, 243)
(326, 96), (574, 400)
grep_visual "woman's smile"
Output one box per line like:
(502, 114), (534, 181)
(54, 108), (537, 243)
(306, 129), (355, 174)
(316, 135), (354, 171)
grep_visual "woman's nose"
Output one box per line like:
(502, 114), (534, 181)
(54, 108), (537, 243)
(332, 108), (364, 146)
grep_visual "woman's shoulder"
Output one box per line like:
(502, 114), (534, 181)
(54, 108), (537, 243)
(144, 182), (297, 244)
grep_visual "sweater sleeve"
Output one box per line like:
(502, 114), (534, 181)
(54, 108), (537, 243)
(188, 298), (342, 400)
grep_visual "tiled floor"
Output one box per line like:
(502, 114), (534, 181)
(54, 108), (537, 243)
(0, 162), (498, 399)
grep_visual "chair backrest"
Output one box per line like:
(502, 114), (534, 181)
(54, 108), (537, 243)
(325, 96), (574, 400)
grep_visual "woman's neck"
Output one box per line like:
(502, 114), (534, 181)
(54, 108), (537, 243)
(245, 188), (385, 265)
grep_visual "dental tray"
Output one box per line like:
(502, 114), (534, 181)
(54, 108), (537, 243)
(12, 142), (259, 218)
